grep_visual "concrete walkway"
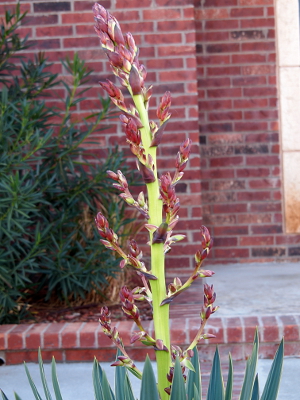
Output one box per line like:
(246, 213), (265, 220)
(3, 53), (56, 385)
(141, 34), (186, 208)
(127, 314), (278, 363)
(205, 261), (300, 317)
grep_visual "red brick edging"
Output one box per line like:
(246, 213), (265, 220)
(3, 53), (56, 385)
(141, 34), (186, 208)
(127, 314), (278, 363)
(1, 315), (299, 365)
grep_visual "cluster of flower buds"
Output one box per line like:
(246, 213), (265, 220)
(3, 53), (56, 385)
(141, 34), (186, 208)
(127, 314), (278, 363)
(159, 172), (180, 228)
(160, 227), (214, 305)
(119, 286), (142, 324)
(93, 3), (150, 99)
(167, 277), (182, 297)
(93, 4), (135, 82)
(195, 225), (214, 264)
(148, 91), (172, 148)
(111, 354), (142, 379)
(157, 91), (171, 125)
(95, 211), (155, 278)
(99, 80), (128, 111)
(95, 212), (123, 253)
(107, 169), (149, 219)
(122, 252), (156, 280)
(173, 138), (192, 184)
(119, 114), (145, 161)
(163, 231), (186, 254)
(200, 284), (218, 321)
(99, 306), (123, 347)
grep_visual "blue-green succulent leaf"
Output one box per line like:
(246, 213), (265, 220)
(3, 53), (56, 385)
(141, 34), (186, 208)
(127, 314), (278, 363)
(186, 347), (202, 400)
(51, 357), (63, 400)
(37, 349), (53, 400)
(124, 375), (135, 400)
(251, 375), (259, 400)
(260, 339), (284, 400)
(101, 368), (114, 400)
(225, 354), (233, 400)
(24, 363), (43, 400)
(1, 390), (9, 400)
(115, 350), (127, 400)
(207, 347), (224, 400)
(239, 329), (259, 400)
(93, 358), (104, 400)
(140, 356), (159, 400)
(170, 357), (187, 400)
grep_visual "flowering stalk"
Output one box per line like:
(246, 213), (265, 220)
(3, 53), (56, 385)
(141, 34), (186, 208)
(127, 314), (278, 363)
(92, 4), (216, 399)
(131, 76), (172, 399)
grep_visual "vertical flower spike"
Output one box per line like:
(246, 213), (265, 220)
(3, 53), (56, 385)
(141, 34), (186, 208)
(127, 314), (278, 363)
(93, 5), (208, 399)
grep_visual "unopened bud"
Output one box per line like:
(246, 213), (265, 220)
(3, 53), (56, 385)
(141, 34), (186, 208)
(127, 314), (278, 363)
(137, 191), (145, 207)
(119, 193), (135, 205)
(152, 222), (168, 244)
(107, 170), (119, 180)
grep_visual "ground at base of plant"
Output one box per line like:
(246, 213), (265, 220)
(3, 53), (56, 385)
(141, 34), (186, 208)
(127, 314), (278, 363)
(18, 301), (153, 324)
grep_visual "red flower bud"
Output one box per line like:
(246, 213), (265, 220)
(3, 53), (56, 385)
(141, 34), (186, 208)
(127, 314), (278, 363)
(95, 212), (109, 230)
(157, 91), (171, 122)
(107, 170), (119, 180)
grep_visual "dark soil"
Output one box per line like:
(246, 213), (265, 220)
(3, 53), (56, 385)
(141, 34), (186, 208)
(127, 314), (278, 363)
(19, 301), (153, 324)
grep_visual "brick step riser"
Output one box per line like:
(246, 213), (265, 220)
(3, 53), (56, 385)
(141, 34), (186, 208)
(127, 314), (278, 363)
(1, 314), (299, 365)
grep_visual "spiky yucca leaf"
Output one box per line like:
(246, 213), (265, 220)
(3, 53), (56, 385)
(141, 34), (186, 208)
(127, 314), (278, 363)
(24, 362), (43, 400)
(51, 358), (63, 400)
(123, 376), (135, 400)
(38, 348), (53, 400)
(0, 390), (9, 400)
(115, 356), (126, 400)
(207, 347), (225, 400)
(140, 356), (159, 400)
(93, 358), (105, 400)
(170, 358), (186, 400)
(251, 375), (259, 400)
(225, 354), (233, 400)
(239, 329), (259, 400)
(260, 339), (284, 400)
(102, 367), (115, 400)
(186, 347), (202, 400)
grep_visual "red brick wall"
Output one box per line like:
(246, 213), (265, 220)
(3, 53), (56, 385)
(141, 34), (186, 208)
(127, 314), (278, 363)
(195, 0), (300, 263)
(1, 0), (300, 265)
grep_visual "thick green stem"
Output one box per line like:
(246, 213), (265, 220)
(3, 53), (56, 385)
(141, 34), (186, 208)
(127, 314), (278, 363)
(133, 94), (171, 400)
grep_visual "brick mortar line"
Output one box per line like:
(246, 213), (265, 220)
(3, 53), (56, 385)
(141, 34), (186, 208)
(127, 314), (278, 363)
(22, 325), (33, 349)
(4, 325), (16, 350)
(295, 315), (300, 340)
(77, 322), (85, 348)
(275, 315), (284, 340)
(58, 323), (67, 349)
(41, 324), (51, 349)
